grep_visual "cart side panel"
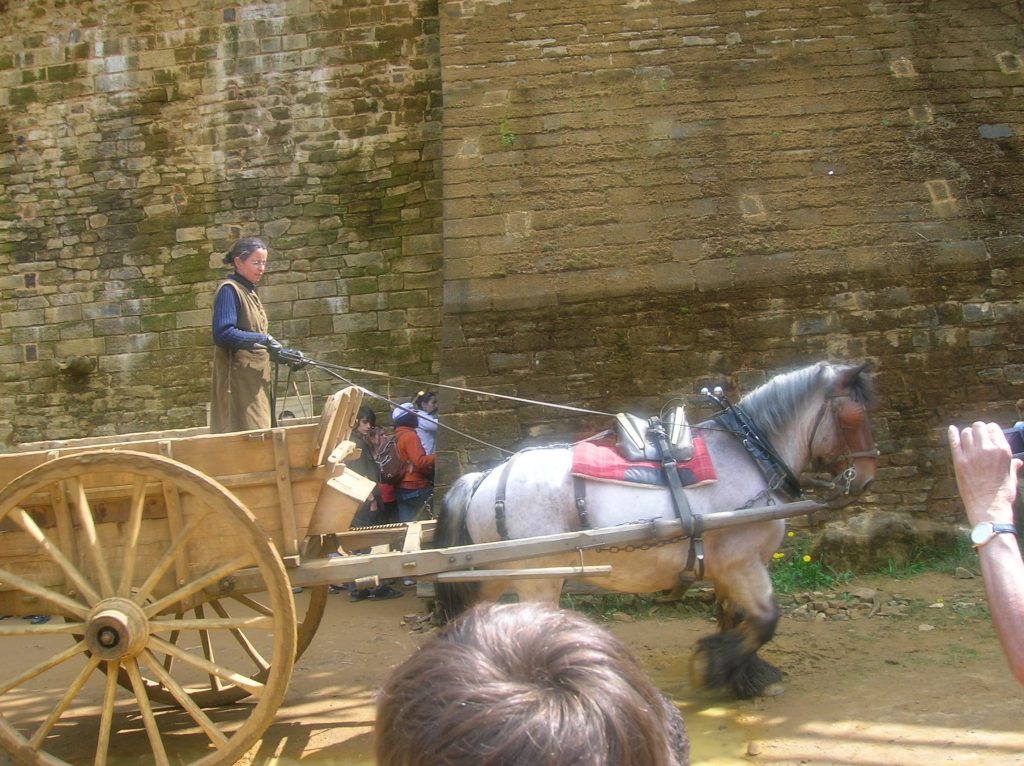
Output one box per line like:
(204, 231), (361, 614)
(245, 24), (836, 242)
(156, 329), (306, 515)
(0, 428), (371, 615)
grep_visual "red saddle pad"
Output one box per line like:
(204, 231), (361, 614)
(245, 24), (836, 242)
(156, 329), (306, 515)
(571, 436), (717, 488)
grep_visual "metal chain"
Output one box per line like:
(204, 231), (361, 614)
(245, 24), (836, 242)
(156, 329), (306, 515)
(593, 534), (690, 554)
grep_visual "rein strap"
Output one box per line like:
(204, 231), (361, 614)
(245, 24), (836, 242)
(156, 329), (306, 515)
(715, 405), (803, 501)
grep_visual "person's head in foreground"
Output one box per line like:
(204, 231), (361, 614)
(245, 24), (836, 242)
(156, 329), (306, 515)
(375, 601), (689, 766)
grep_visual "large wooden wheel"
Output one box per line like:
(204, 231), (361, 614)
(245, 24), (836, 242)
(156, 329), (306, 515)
(100, 585), (326, 709)
(0, 450), (297, 766)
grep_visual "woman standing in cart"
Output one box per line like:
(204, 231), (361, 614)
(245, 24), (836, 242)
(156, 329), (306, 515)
(210, 236), (278, 433)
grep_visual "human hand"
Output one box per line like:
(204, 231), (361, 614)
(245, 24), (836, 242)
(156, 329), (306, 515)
(948, 422), (1021, 526)
(264, 334), (284, 351)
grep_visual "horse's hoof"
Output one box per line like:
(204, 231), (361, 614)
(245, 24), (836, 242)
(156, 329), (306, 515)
(760, 682), (785, 697)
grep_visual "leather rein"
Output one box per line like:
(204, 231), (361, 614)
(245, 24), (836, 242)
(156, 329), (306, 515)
(715, 391), (876, 503)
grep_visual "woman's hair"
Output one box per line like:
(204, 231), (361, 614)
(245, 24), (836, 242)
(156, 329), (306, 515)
(413, 390), (436, 410)
(356, 405), (376, 427)
(375, 602), (689, 766)
(222, 236), (267, 265)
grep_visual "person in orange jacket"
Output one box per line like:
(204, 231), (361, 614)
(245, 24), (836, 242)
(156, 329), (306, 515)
(394, 408), (435, 524)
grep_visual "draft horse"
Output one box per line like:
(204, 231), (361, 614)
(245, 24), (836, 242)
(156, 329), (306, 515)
(434, 361), (878, 698)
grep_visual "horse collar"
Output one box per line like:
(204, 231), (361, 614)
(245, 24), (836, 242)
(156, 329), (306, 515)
(715, 405), (803, 501)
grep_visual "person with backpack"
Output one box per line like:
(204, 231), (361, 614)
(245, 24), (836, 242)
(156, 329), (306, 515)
(393, 407), (435, 524)
(332, 405), (403, 602)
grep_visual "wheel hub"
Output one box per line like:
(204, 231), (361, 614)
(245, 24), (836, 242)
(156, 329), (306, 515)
(85, 598), (150, 661)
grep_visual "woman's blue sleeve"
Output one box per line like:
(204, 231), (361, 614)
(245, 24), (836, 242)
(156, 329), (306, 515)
(212, 287), (267, 349)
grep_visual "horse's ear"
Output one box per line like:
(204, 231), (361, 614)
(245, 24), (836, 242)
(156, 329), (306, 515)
(833, 363), (873, 400)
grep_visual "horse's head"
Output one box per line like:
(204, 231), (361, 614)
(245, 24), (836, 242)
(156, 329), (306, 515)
(810, 363), (878, 496)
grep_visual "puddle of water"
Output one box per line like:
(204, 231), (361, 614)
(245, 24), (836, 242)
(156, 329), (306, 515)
(650, 654), (757, 766)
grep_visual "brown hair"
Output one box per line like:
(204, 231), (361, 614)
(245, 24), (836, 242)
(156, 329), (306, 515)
(375, 602), (689, 766)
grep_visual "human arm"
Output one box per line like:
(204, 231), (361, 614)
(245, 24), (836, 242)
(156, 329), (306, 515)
(212, 285), (272, 350)
(397, 429), (435, 474)
(948, 422), (1024, 684)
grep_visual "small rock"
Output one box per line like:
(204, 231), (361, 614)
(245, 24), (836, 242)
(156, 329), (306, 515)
(848, 587), (879, 602)
(928, 602), (944, 609)
(747, 740), (763, 756)
(814, 611), (828, 622)
(954, 567), (976, 579)
(877, 605), (905, 617)
(918, 623), (935, 632)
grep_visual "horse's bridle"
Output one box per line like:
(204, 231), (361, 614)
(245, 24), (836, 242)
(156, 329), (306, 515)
(804, 392), (878, 498)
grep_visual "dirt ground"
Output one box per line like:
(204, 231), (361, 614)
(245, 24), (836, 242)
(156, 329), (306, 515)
(2, 570), (1022, 765)
(244, 570), (1023, 766)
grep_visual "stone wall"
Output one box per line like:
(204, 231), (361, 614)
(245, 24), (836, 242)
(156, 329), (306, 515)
(436, 0), (1024, 548)
(2, 0), (1024, 561)
(0, 0), (443, 444)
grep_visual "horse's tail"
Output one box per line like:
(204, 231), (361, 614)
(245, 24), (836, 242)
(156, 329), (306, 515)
(432, 472), (484, 623)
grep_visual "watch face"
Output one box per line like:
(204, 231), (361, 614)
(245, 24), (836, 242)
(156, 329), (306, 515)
(971, 523), (992, 545)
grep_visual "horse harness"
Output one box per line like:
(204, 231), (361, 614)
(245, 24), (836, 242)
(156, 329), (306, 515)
(491, 424), (707, 579)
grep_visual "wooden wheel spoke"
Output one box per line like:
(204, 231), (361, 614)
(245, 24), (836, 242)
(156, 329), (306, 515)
(195, 604), (219, 692)
(124, 658), (170, 766)
(69, 478), (116, 599)
(138, 649), (229, 747)
(0, 620), (87, 637)
(29, 654), (102, 748)
(0, 448), (299, 765)
(143, 554), (254, 618)
(0, 640), (88, 696)
(10, 507), (102, 607)
(209, 599), (272, 672)
(117, 477), (149, 596)
(95, 660), (121, 766)
(229, 593), (274, 617)
(148, 614), (276, 633)
(0, 565), (87, 619)
(134, 509), (210, 605)
(147, 635), (266, 697)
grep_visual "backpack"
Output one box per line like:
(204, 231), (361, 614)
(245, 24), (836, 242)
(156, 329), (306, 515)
(372, 430), (407, 486)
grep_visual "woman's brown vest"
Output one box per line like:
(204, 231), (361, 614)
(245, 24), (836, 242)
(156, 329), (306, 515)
(210, 279), (271, 433)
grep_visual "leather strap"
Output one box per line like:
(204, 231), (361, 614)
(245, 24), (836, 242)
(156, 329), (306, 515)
(715, 405), (802, 500)
(573, 475), (592, 530)
(648, 419), (705, 579)
(493, 457), (515, 541)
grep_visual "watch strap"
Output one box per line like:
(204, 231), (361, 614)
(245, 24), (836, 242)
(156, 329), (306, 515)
(973, 521), (1018, 548)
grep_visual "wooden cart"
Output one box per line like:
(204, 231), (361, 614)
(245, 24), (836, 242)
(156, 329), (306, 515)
(0, 386), (834, 766)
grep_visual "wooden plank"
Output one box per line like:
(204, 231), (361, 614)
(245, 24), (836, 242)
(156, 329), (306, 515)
(306, 468), (372, 536)
(328, 388), (361, 452)
(325, 441), (358, 468)
(402, 521), (427, 553)
(312, 391), (343, 467)
(158, 441), (190, 590)
(272, 429), (300, 557)
(429, 565), (613, 582)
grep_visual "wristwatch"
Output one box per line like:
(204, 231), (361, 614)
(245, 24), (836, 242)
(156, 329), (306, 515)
(970, 521), (1018, 548)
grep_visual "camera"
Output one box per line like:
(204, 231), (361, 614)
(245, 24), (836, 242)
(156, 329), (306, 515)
(1004, 422), (1024, 458)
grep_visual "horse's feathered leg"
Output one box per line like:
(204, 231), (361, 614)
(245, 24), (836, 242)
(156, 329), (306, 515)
(690, 564), (782, 699)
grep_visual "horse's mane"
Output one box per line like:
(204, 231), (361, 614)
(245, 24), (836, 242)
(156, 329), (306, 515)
(738, 362), (875, 436)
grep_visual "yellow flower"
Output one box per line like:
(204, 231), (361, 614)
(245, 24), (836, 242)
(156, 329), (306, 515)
(802, 554), (812, 563)
(787, 531), (795, 537)
(773, 552), (784, 560)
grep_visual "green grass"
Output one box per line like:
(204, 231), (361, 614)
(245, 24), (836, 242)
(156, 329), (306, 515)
(770, 537), (851, 594)
(559, 591), (710, 623)
(878, 536), (977, 579)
